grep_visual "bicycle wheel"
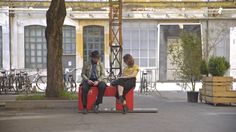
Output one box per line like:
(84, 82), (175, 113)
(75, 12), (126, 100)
(70, 80), (77, 93)
(36, 76), (47, 92)
(24, 77), (32, 94)
(0, 77), (3, 94)
(14, 77), (22, 94)
(8, 76), (16, 94)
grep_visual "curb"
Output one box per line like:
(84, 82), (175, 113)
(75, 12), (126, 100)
(5, 100), (78, 110)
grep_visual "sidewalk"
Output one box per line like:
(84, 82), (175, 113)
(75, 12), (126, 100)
(0, 91), (236, 132)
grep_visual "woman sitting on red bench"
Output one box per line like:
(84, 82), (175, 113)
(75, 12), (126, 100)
(112, 54), (139, 114)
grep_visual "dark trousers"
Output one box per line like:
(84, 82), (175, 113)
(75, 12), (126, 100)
(82, 80), (106, 108)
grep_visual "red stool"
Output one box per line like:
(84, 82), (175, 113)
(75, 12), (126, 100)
(78, 86), (134, 111)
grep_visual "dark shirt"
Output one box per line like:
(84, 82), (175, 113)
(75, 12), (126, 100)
(90, 63), (97, 81)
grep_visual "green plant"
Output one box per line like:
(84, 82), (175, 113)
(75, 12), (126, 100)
(16, 93), (45, 100)
(200, 60), (209, 76)
(16, 92), (78, 100)
(208, 56), (230, 76)
(168, 31), (202, 91)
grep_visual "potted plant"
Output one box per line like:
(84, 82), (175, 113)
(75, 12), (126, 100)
(200, 60), (209, 77)
(168, 31), (202, 103)
(208, 56), (230, 76)
(201, 56), (233, 105)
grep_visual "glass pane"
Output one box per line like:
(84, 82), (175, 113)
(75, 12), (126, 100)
(25, 44), (29, 49)
(31, 57), (35, 63)
(25, 50), (30, 56)
(31, 44), (35, 49)
(140, 50), (148, 58)
(131, 40), (139, 49)
(30, 38), (35, 43)
(140, 30), (148, 40)
(37, 51), (42, 56)
(149, 50), (156, 58)
(43, 57), (47, 63)
(149, 40), (157, 49)
(149, 30), (157, 40)
(123, 49), (130, 54)
(37, 57), (42, 63)
(37, 44), (42, 49)
(30, 30), (35, 36)
(36, 30), (41, 36)
(36, 38), (42, 42)
(140, 58), (148, 67)
(131, 49), (139, 58)
(140, 40), (148, 49)
(149, 58), (156, 67)
(31, 50), (35, 56)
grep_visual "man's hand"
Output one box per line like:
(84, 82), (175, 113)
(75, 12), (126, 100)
(87, 80), (94, 85)
(93, 81), (99, 86)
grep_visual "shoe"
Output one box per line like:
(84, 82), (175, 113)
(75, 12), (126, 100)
(122, 105), (128, 114)
(93, 103), (99, 113)
(118, 96), (124, 104)
(82, 108), (88, 114)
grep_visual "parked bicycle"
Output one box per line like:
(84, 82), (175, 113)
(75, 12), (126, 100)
(0, 69), (16, 95)
(64, 68), (77, 93)
(14, 71), (32, 94)
(31, 68), (47, 92)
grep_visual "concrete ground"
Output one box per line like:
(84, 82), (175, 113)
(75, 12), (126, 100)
(0, 91), (236, 132)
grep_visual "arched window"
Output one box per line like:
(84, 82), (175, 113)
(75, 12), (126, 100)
(83, 26), (104, 63)
(24, 25), (47, 69)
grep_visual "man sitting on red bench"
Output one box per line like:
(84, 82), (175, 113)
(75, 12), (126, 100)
(81, 50), (106, 114)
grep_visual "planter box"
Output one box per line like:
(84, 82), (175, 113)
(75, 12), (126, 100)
(202, 76), (233, 82)
(204, 96), (236, 105)
(201, 76), (236, 105)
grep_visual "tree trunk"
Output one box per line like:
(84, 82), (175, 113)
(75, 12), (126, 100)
(45, 0), (66, 97)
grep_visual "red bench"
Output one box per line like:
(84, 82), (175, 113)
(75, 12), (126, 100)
(78, 86), (134, 111)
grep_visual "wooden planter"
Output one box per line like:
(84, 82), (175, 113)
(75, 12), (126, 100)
(200, 76), (236, 106)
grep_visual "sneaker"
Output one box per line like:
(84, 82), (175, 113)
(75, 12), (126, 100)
(122, 105), (128, 114)
(93, 103), (99, 113)
(82, 108), (88, 114)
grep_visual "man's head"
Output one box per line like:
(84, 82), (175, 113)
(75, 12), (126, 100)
(90, 50), (100, 64)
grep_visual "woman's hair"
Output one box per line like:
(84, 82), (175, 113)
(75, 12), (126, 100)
(123, 54), (134, 67)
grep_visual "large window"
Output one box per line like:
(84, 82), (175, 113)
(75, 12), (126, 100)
(123, 22), (158, 67)
(63, 26), (76, 55)
(24, 25), (47, 69)
(62, 25), (76, 77)
(0, 26), (2, 68)
(83, 26), (104, 63)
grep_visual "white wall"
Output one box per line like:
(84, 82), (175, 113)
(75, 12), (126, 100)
(0, 11), (10, 70)
(230, 27), (236, 78)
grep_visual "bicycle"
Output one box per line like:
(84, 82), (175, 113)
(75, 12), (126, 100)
(14, 71), (32, 94)
(0, 69), (16, 95)
(28, 68), (47, 92)
(64, 68), (77, 93)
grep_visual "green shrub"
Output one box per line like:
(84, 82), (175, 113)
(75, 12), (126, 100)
(200, 60), (209, 76)
(208, 56), (230, 76)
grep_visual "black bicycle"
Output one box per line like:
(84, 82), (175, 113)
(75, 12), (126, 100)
(0, 70), (16, 95)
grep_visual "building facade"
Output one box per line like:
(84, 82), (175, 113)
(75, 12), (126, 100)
(0, 0), (236, 82)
